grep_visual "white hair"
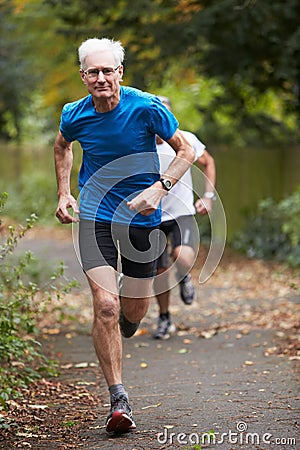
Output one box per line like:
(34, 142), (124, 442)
(157, 96), (172, 107)
(78, 38), (125, 69)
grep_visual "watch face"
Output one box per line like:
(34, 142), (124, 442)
(160, 178), (172, 191)
(164, 179), (172, 190)
(204, 192), (216, 199)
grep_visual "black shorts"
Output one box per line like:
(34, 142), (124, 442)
(157, 215), (198, 268)
(79, 220), (160, 278)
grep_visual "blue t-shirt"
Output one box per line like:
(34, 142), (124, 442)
(60, 86), (178, 226)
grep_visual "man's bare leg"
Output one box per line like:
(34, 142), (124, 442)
(86, 267), (152, 432)
(86, 266), (122, 386)
(173, 245), (195, 277)
(153, 267), (170, 315)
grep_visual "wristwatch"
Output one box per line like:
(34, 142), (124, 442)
(203, 191), (216, 200)
(159, 178), (172, 191)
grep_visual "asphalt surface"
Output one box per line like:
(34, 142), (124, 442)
(49, 326), (299, 450)
(16, 232), (299, 450)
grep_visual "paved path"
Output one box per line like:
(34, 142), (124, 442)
(46, 327), (298, 450)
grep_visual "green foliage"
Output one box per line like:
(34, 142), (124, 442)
(233, 188), (300, 266)
(0, 0), (38, 141)
(46, 0), (300, 145)
(1, 0), (299, 146)
(0, 192), (77, 410)
(2, 171), (58, 224)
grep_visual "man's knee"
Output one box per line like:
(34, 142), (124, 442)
(173, 245), (195, 266)
(92, 288), (120, 323)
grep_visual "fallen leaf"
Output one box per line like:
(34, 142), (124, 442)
(289, 355), (300, 361)
(11, 361), (25, 367)
(27, 405), (48, 410)
(177, 330), (189, 336)
(60, 364), (73, 370)
(140, 362), (148, 368)
(74, 362), (88, 368)
(134, 328), (149, 336)
(241, 328), (250, 335)
(20, 442), (32, 447)
(141, 402), (162, 410)
(43, 328), (60, 335)
(244, 360), (254, 366)
(200, 329), (217, 339)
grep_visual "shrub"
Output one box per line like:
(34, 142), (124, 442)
(0, 192), (77, 410)
(232, 188), (300, 266)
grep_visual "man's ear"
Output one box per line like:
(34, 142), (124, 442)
(80, 69), (87, 85)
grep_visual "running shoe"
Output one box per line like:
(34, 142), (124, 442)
(179, 273), (195, 305)
(153, 316), (176, 340)
(106, 393), (136, 433)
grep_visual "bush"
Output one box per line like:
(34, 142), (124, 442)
(233, 188), (300, 267)
(0, 192), (77, 410)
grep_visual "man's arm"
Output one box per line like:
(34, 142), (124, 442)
(159, 129), (195, 186)
(54, 131), (79, 224)
(128, 129), (194, 216)
(194, 149), (216, 215)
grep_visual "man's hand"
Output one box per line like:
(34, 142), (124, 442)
(127, 182), (167, 216)
(195, 197), (212, 216)
(56, 194), (80, 224)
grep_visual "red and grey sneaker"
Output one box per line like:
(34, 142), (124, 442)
(105, 394), (136, 433)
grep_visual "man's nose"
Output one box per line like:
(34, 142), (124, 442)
(97, 70), (106, 81)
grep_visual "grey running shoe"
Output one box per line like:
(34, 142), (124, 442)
(179, 273), (195, 305)
(118, 273), (140, 338)
(153, 317), (176, 340)
(106, 393), (136, 433)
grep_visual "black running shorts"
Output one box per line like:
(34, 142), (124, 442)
(79, 220), (160, 278)
(157, 215), (197, 268)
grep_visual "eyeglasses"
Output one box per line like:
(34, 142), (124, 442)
(83, 66), (120, 81)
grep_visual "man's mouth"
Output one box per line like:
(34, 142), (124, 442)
(96, 86), (107, 90)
